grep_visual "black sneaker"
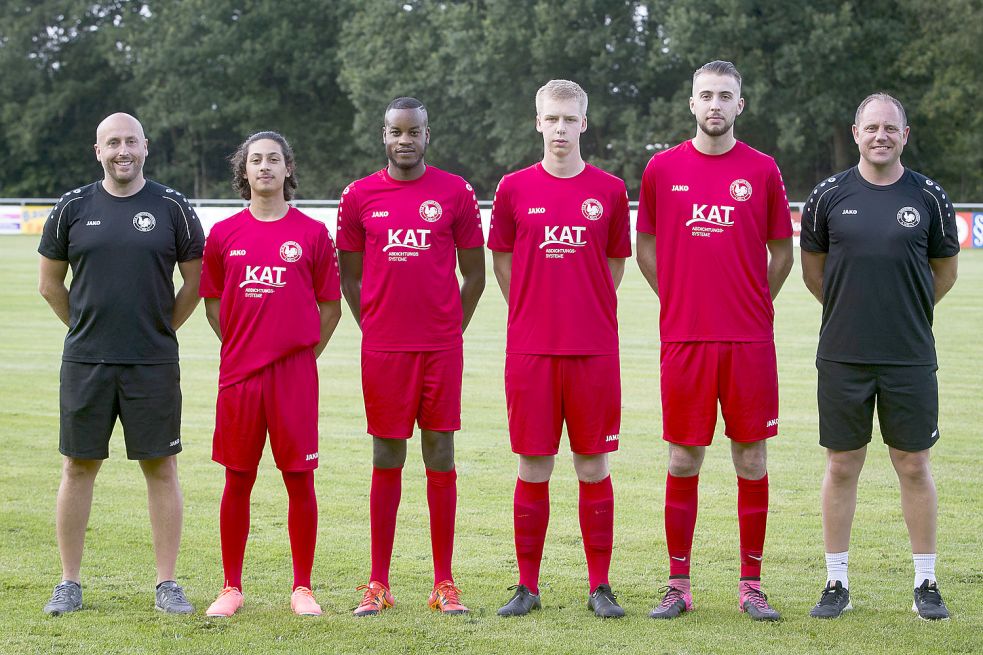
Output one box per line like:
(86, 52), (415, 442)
(497, 584), (541, 616)
(587, 584), (625, 618)
(156, 580), (194, 614)
(810, 581), (852, 619)
(43, 580), (82, 616)
(912, 579), (950, 620)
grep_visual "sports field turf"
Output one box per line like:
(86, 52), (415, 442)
(1, 234), (980, 654)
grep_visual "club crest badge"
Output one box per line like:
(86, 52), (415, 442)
(132, 212), (156, 232)
(897, 207), (920, 228)
(729, 179), (752, 202)
(420, 200), (442, 222)
(581, 198), (603, 221)
(280, 241), (302, 262)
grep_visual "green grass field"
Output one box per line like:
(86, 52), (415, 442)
(1, 234), (980, 654)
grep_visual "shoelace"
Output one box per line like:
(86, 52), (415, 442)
(355, 584), (388, 608)
(656, 585), (686, 608)
(818, 585), (842, 604)
(160, 585), (190, 605)
(51, 583), (78, 604)
(434, 582), (463, 605)
(293, 586), (315, 599)
(741, 584), (772, 610)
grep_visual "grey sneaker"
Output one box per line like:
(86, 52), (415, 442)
(912, 579), (950, 620)
(155, 580), (194, 614)
(44, 580), (82, 616)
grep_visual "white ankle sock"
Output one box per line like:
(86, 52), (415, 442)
(913, 553), (937, 588)
(825, 551), (849, 589)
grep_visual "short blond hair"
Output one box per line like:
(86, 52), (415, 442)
(535, 79), (588, 116)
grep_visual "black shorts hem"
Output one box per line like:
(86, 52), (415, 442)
(126, 446), (182, 461)
(59, 448), (109, 460)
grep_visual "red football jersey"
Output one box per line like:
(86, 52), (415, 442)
(488, 163), (632, 355)
(336, 166), (484, 351)
(636, 140), (792, 342)
(200, 207), (341, 388)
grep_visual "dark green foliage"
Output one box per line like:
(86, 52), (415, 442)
(1, 0), (980, 199)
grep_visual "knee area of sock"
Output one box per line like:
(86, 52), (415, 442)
(426, 467), (457, 487)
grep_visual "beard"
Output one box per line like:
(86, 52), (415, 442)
(387, 144), (426, 170)
(697, 116), (733, 137)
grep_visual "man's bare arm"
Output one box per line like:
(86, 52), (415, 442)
(635, 232), (658, 296)
(172, 258), (202, 329)
(929, 255), (958, 304)
(457, 247), (486, 331)
(766, 238), (794, 300)
(492, 251), (512, 304)
(39, 256), (71, 326)
(339, 250), (364, 328)
(801, 250), (827, 304)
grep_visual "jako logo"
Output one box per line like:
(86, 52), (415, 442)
(384, 229), (431, 251)
(766, 418), (779, 428)
(605, 434), (619, 442)
(686, 204), (735, 227)
(229, 249), (247, 256)
(305, 453), (319, 461)
(539, 225), (587, 249)
(371, 211), (389, 218)
(671, 184), (689, 192)
(239, 266), (287, 288)
(528, 207), (546, 214)
(842, 209), (858, 215)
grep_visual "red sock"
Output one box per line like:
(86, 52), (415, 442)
(370, 466), (402, 588)
(426, 468), (457, 585)
(665, 472), (699, 577)
(282, 470), (317, 590)
(737, 474), (769, 579)
(579, 475), (614, 593)
(514, 478), (550, 595)
(220, 468), (257, 591)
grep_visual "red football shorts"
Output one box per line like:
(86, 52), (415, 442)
(361, 346), (463, 438)
(505, 354), (621, 456)
(660, 341), (779, 446)
(213, 348), (319, 472)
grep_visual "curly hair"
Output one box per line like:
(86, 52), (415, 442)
(229, 131), (298, 201)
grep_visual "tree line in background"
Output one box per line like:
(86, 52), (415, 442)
(1, 0), (981, 201)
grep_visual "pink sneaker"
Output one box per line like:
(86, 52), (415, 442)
(291, 586), (322, 616)
(649, 579), (693, 619)
(739, 580), (781, 621)
(206, 586), (244, 618)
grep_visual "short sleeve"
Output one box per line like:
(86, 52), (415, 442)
(167, 190), (205, 261)
(635, 158), (658, 235)
(922, 182), (960, 259)
(766, 162), (793, 240)
(453, 179), (485, 249)
(37, 192), (77, 261)
(487, 177), (515, 252)
(606, 185), (632, 257)
(313, 224), (342, 302)
(799, 181), (830, 253)
(199, 227), (225, 298)
(336, 183), (365, 251)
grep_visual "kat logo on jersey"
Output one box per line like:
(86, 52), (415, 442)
(686, 204), (735, 238)
(240, 266), (287, 299)
(384, 228), (431, 261)
(540, 225), (587, 259)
